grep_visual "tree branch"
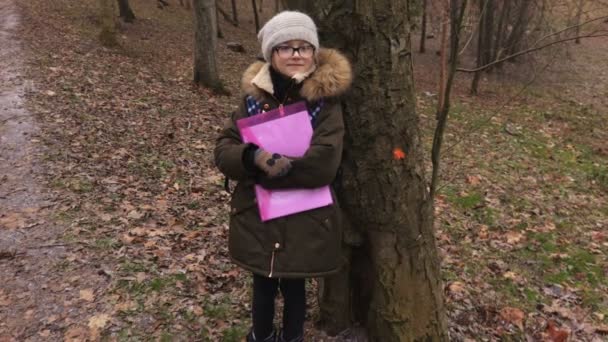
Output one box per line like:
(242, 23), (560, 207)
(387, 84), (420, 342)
(430, 0), (468, 199)
(457, 33), (608, 73)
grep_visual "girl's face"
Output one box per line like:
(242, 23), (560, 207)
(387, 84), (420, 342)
(271, 39), (315, 78)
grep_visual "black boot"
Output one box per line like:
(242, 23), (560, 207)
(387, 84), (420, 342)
(246, 329), (277, 342)
(277, 330), (303, 342)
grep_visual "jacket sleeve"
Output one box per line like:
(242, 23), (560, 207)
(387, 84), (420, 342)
(257, 100), (344, 189)
(214, 100), (257, 181)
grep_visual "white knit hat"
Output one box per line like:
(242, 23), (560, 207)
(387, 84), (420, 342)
(257, 11), (319, 62)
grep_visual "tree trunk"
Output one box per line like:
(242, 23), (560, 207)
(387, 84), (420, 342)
(504, 0), (532, 60)
(180, 0), (192, 10)
(216, 2), (223, 39)
(491, 0), (510, 68)
(231, 0), (238, 25)
(481, 0), (494, 68)
(291, 1), (448, 340)
(251, 0), (260, 32)
(420, 0), (427, 53)
(574, 0), (584, 44)
(471, 0), (493, 93)
(117, 0), (135, 23)
(284, 0), (314, 14)
(192, 0), (224, 92)
(99, 0), (118, 47)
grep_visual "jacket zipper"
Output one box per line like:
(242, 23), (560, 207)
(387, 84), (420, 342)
(268, 242), (280, 277)
(265, 78), (294, 278)
(268, 250), (276, 277)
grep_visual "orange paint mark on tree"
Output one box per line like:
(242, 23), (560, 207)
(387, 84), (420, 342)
(393, 148), (406, 160)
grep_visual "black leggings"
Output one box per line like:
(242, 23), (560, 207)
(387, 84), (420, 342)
(252, 274), (305, 340)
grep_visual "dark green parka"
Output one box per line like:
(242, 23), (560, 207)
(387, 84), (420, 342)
(214, 48), (352, 278)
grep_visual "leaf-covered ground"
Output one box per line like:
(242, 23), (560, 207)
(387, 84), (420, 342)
(0, 0), (606, 341)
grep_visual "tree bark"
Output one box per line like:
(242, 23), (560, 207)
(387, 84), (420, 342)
(251, 0), (260, 32)
(574, 0), (584, 44)
(420, 0), (428, 53)
(491, 0), (510, 68)
(99, 0), (118, 47)
(192, 0), (225, 92)
(481, 0), (494, 68)
(231, 0), (238, 25)
(289, 1), (448, 340)
(117, 0), (135, 23)
(471, 0), (493, 93)
(504, 0), (532, 60)
(216, 2), (223, 38)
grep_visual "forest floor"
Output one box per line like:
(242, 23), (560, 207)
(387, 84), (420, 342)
(0, 0), (607, 341)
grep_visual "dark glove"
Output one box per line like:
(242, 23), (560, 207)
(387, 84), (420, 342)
(254, 149), (292, 178)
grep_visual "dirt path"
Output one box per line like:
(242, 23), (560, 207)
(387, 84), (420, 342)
(0, 1), (110, 340)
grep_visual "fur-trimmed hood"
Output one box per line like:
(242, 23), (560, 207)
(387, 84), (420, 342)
(241, 48), (352, 102)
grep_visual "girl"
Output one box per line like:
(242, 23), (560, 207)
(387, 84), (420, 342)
(214, 11), (352, 342)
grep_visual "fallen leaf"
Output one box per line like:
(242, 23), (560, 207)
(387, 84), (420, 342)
(0, 291), (11, 306)
(500, 307), (525, 330)
(129, 227), (147, 236)
(121, 234), (135, 244)
(447, 281), (467, 298)
(478, 225), (489, 240)
(115, 300), (137, 312)
(504, 231), (524, 244)
(595, 324), (608, 334)
(544, 320), (569, 342)
(88, 313), (110, 330)
(79, 289), (95, 302)
(64, 326), (87, 342)
(191, 305), (204, 316)
(466, 175), (482, 185)
(503, 271), (517, 280)
(127, 210), (144, 220)
(0, 212), (26, 229)
(38, 330), (51, 338)
(24, 309), (35, 320)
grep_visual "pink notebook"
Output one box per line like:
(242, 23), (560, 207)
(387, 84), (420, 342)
(237, 101), (333, 222)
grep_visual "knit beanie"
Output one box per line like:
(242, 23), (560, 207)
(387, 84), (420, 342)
(257, 11), (319, 62)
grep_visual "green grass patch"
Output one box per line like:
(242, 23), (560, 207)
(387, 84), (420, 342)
(94, 237), (121, 250)
(441, 186), (484, 210)
(222, 324), (248, 342)
(204, 295), (233, 320)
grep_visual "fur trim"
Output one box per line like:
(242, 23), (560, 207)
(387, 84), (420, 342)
(250, 63), (274, 95)
(241, 48), (352, 102)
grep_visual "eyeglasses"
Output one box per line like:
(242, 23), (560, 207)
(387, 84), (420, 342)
(273, 45), (315, 58)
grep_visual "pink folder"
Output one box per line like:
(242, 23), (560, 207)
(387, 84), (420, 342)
(237, 101), (333, 222)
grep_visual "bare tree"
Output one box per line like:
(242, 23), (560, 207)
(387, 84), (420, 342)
(420, 0), (428, 53)
(192, 0), (226, 93)
(99, 0), (118, 47)
(575, 0), (585, 43)
(471, 0), (494, 94)
(179, 0), (192, 9)
(231, 0), (238, 25)
(251, 0), (260, 32)
(503, 0), (533, 60)
(117, 0), (135, 23)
